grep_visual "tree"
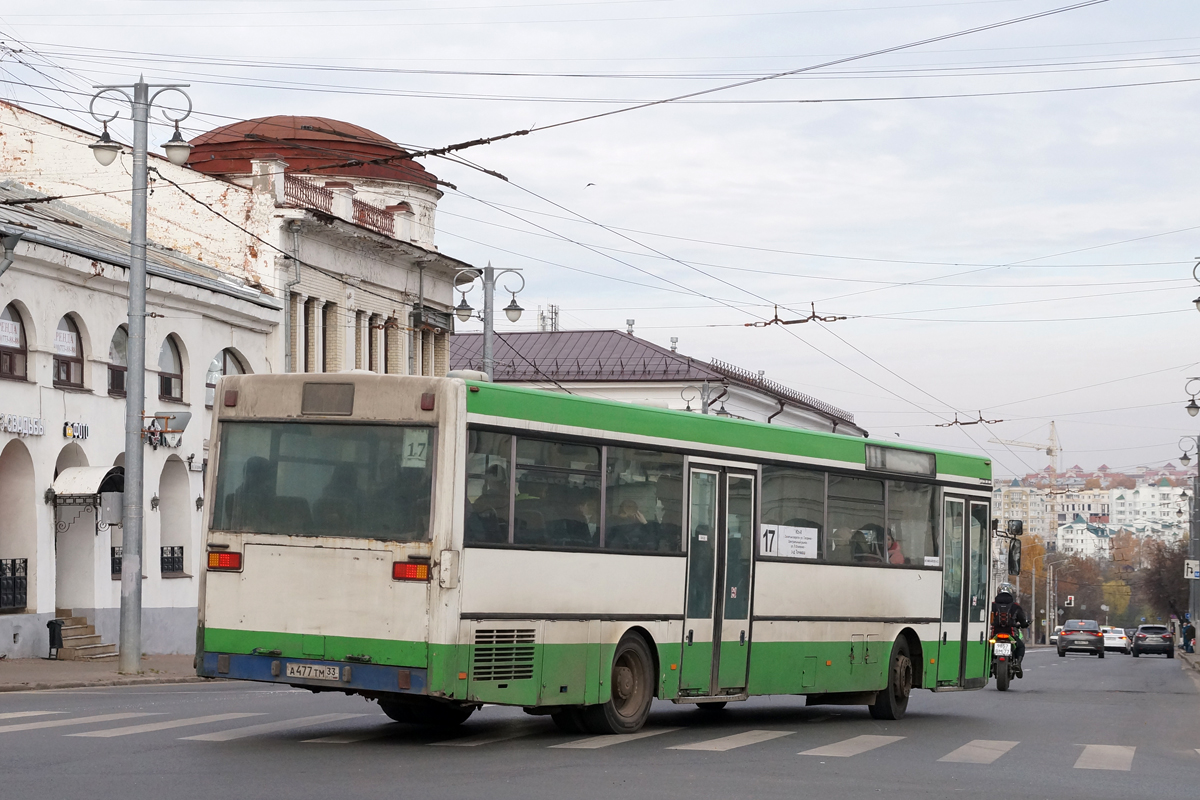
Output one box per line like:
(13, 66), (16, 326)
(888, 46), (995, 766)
(1110, 530), (1146, 571)
(1138, 539), (1189, 620)
(1101, 579), (1131, 620)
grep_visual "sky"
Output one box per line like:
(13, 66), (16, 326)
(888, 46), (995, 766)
(1, 0), (1198, 478)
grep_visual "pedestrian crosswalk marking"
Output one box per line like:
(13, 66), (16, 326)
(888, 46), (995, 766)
(799, 735), (905, 757)
(431, 722), (542, 747)
(0, 712), (155, 733)
(181, 713), (368, 742)
(670, 730), (794, 752)
(1074, 744), (1135, 771)
(938, 740), (1018, 764)
(551, 727), (681, 749)
(304, 728), (396, 745)
(0, 711), (65, 721)
(69, 713), (266, 738)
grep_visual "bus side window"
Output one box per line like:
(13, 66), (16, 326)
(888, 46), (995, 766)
(604, 447), (684, 552)
(827, 476), (884, 565)
(760, 466), (824, 559)
(885, 481), (937, 566)
(465, 430), (512, 545)
(512, 437), (601, 549)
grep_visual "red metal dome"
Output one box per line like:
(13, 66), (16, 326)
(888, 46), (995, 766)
(187, 115), (436, 189)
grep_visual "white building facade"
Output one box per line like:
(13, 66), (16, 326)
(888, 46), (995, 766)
(0, 104), (469, 658)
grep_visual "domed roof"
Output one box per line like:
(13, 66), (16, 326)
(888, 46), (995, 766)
(187, 115), (436, 188)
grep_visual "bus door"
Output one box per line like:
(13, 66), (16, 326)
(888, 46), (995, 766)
(680, 465), (756, 696)
(937, 497), (968, 685)
(964, 501), (991, 682)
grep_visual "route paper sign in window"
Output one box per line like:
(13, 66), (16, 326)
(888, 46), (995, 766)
(760, 524), (818, 560)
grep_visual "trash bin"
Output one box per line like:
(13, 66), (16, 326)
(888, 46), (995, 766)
(46, 618), (63, 659)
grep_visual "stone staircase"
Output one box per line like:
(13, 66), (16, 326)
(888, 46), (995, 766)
(53, 609), (117, 661)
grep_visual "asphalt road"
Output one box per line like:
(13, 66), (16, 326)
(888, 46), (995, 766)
(2, 648), (1197, 800)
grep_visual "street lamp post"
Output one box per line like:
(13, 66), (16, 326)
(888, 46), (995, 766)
(454, 262), (524, 381)
(1179, 433), (1200, 628)
(89, 79), (192, 675)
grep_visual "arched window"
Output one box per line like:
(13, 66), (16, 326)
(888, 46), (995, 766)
(158, 336), (183, 401)
(108, 326), (128, 396)
(0, 304), (27, 381)
(205, 349), (245, 407)
(53, 316), (84, 387)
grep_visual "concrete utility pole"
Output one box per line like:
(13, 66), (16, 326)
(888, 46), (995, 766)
(454, 262), (525, 381)
(89, 79), (193, 674)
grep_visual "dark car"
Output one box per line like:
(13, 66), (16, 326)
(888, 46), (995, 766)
(1057, 619), (1105, 658)
(1131, 624), (1174, 658)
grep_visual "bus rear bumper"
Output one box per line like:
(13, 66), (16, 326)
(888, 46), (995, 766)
(198, 652), (428, 695)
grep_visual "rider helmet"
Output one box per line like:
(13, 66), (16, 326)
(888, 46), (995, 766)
(996, 582), (1017, 596)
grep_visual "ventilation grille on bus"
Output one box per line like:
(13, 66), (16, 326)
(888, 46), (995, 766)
(473, 628), (536, 681)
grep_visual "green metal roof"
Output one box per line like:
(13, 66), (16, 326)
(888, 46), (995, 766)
(464, 381), (990, 481)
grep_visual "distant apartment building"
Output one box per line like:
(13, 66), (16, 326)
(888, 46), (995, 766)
(1109, 480), (1188, 526)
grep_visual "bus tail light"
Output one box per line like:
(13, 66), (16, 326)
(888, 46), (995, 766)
(393, 562), (430, 581)
(208, 551), (242, 571)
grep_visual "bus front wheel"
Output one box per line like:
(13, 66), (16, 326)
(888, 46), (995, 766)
(583, 633), (655, 734)
(868, 637), (913, 721)
(379, 698), (474, 728)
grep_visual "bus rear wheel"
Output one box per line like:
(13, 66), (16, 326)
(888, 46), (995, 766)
(868, 637), (913, 720)
(582, 633), (655, 734)
(379, 698), (475, 728)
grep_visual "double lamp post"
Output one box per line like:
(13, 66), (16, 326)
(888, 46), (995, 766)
(88, 79), (193, 674)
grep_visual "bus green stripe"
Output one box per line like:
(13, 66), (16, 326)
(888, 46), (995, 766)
(204, 627), (429, 668)
(464, 381), (990, 481)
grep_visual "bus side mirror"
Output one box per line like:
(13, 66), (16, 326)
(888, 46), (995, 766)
(1006, 519), (1023, 537)
(1008, 539), (1022, 576)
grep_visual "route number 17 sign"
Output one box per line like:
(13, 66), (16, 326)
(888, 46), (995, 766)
(760, 524), (818, 560)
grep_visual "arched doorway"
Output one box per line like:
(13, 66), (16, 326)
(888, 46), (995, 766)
(53, 444), (93, 613)
(158, 457), (191, 576)
(0, 440), (36, 611)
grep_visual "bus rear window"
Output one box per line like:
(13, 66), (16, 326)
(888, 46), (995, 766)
(211, 421), (435, 541)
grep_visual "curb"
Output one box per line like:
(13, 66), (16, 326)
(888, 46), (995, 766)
(1180, 651), (1200, 674)
(0, 675), (214, 693)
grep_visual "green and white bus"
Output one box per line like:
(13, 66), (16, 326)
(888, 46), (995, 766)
(197, 373), (995, 732)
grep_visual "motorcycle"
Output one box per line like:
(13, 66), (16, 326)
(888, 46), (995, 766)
(990, 632), (1021, 691)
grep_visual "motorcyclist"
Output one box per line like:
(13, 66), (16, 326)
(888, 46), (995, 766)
(990, 582), (1030, 676)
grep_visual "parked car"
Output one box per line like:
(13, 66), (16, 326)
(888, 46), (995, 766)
(1050, 625), (1063, 644)
(1058, 619), (1105, 657)
(1100, 625), (1130, 653)
(1131, 624), (1174, 658)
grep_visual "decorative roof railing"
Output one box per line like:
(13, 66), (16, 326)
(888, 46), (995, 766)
(283, 174), (334, 214)
(352, 198), (394, 237)
(708, 358), (855, 424)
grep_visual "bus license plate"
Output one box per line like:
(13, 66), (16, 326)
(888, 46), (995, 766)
(286, 663), (340, 681)
(994, 643), (1012, 656)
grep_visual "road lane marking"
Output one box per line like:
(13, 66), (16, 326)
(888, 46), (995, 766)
(0, 713), (156, 733)
(938, 740), (1019, 764)
(0, 711), (65, 721)
(181, 713), (368, 742)
(431, 722), (543, 747)
(799, 735), (905, 757)
(69, 713), (266, 738)
(1074, 744), (1135, 770)
(669, 730), (794, 751)
(551, 727), (681, 749)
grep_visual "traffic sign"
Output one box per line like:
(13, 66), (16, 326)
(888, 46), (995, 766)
(1185, 559), (1200, 580)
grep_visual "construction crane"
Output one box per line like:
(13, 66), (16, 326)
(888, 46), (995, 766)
(989, 421), (1062, 543)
